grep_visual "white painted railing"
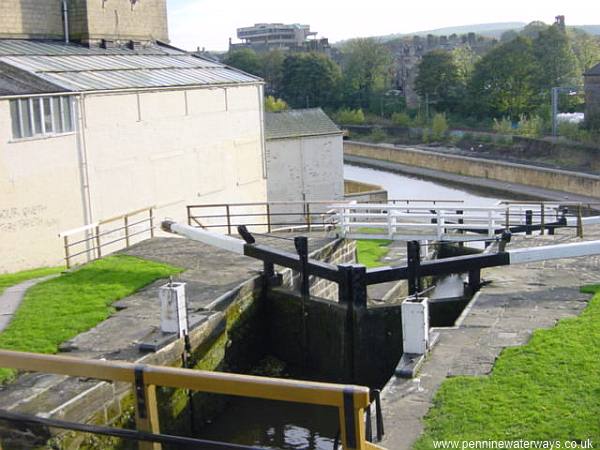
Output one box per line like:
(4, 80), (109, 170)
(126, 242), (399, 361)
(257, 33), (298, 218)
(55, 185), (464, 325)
(328, 202), (564, 242)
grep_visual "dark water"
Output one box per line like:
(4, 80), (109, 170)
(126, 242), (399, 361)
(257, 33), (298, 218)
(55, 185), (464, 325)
(191, 167), (518, 450)
(197, 398), (338, 449)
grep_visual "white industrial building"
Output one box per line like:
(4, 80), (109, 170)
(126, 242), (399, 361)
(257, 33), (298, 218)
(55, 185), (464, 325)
(0, 2), (267, 273)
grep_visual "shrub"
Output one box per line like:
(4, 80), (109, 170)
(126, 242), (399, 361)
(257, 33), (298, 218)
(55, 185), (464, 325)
(558, 121), (591, 142)
(334, 108), (365, 125)
(493, 117), (513, 135)
(391, 112), (412, 127)
(264, 96), (288, 112)
(517, 115), (544, 138)
(431, 113), (449, 141)
(421, 128), (431, 144)
(368, 127), (388, 143)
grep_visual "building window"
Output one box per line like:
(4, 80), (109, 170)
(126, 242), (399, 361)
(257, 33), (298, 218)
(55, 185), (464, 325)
(9, 96), (75, 140)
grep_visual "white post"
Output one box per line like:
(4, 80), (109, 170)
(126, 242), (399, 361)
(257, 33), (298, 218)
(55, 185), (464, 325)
(159, 282), (188, 337)
(401, 296), (430, 355)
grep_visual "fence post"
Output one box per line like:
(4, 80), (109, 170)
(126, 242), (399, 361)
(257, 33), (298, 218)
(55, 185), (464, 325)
(134, 368), (161, 450)
(468, 269), (481, 292)
(186, 206), (191, 226)
(407, 241), (421, 296)
(540, 203), (545, 236)
(525, 210), (533, 236)
(149, 208), (155, 238)
(124, 215), (130, 247)
(225, 205), (232, 235)
(577, 204), (584, 238)
(295, 236), (309, 297)
(306, 203), (312, 232)
(457, 210), (464, 248)
(266, 203), (272, 233)
(505, 207), (510, 231)
(95, 225), (102, 258)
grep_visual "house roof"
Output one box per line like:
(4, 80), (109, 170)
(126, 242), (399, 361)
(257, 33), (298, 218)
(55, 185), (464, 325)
(0, 39), (261, 96)
(265, 108), (342, 140)
(0, 61), (66, 96)
(585, 62), (600, 76)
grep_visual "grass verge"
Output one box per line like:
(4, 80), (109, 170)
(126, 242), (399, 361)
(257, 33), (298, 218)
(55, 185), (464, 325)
(356, 239), (391, 268)
(0, 255), (182, 383)
(414, 284), (600, 447)
(0, 267), (65, 296)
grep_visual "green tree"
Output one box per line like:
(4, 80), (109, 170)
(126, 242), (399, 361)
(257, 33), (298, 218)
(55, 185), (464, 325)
(280, 53), (341, 108)
(520, 21), (549, 40)
(415, 50), (464, 112)
(468, 37), (539, 119)
(452, 46), (480, 81)
(570, 29), (600, 74)
(260, 50), (285, 95)
(223, 48), (261, 76)
(264, 96), (288, 112)
(532, 24), (579, 91)
(341, 38), (393, 109)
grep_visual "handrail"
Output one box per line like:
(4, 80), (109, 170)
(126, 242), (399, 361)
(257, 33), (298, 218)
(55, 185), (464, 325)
(58, 206), (156, 268)
(0, 349), (378, 450)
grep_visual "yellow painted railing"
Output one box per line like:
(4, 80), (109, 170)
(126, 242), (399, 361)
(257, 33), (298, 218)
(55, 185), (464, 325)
(0, 349), (386, 450)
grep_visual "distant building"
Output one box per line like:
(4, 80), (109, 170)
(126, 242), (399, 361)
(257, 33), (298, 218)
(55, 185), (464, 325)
(230, 23), (331, 54)
(584, 62), (600, 129)
(265, 108), (344, 208)
(0, 1), (267, 272)
(386, 33), (495, 108)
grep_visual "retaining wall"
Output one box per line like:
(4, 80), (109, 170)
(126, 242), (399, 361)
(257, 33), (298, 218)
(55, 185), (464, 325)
(345, 141), (600, 198)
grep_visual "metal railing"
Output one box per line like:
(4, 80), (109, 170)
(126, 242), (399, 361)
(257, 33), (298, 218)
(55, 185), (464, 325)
(186, 200), (469, 235)
(0, 349), (385, 450)
(59, 206), (156, 268)
(327, 200), (600, 241)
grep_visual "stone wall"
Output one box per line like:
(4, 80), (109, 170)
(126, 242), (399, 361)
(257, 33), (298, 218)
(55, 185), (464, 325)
(0, 0), (168, 44)
(0, 0), (64, 40)
(585, 73), (600, 130)
(345, 141), (600, 199)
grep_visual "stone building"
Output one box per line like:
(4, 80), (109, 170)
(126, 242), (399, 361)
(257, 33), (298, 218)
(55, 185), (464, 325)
(264, 108), (344, 211)
(584, 62), (600, 129)
(386, 33), (495, 108)
(0, 1), (267, 272)
(0, 0), (168, 45)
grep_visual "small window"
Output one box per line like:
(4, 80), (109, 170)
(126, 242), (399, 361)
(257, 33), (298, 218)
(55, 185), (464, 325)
(9, 95), (74, 140)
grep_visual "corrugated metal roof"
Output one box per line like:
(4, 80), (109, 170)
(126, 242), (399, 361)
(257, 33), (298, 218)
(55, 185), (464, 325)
(0, 61), (67, 96)
(0, 40), (260, 94)
(265, 108), (342, 140)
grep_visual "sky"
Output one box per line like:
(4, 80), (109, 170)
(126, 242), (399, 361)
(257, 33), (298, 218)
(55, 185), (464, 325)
(167, 0), (596, 51)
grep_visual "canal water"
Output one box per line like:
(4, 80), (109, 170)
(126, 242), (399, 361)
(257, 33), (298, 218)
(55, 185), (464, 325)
(194, 165), (517, 450)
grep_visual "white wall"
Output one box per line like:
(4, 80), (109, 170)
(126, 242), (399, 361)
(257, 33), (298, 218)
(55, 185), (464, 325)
(0, 84), (267, 272)
(266, 134), (344, 203)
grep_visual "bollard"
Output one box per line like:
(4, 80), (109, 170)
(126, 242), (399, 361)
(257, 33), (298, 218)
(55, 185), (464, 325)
(401, 296), (429, 355)
(159, 281), (188, 337)
(468, 269), (481, 292)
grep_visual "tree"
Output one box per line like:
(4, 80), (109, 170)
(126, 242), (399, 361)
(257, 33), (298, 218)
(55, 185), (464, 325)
(264, 96), (288, 112)
(223, 49), (261, 76)
(414, 50), (464, 112)
(532, 24), (579, 90)
(340, 38), (393, 109)
(452, 46), (480, 81)
(570, 29), (600, 74)
(260, 50), (285, 95)
(468, 37), (539, 119)
(280, 53), (341, 109)
(520, 21), (549, 40)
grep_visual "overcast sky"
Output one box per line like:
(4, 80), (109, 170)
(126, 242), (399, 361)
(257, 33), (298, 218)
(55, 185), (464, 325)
(167, 0), (595, 51)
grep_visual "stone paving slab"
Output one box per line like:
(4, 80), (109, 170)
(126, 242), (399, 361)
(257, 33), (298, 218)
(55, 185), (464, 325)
(380, 225), (600, 450)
